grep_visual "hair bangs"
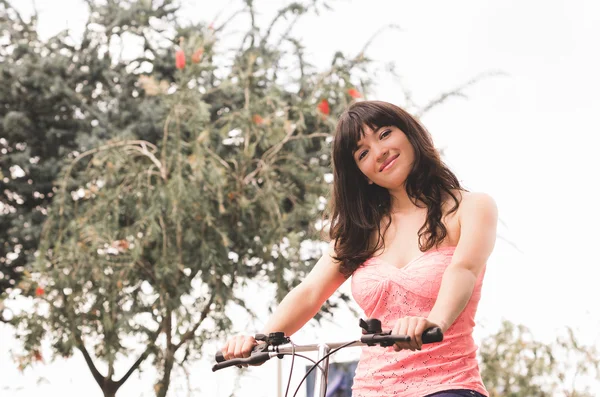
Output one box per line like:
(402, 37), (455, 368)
(336, 112), (365, 156)
(343, 102), (404, 153)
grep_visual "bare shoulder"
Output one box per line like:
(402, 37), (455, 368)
(457, 191), (498, 233)
(459, 191), (497, 215)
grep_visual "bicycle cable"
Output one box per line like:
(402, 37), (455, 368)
(291, 340), (357, 397)
(282, 341), (329, 397)
(284, 341), (296, 397)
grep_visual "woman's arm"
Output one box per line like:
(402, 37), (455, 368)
(426, 192), (498, 332)
(392, 192), (498, 351)
(261, 240), (347, 335)
(222, 241), (347, 360)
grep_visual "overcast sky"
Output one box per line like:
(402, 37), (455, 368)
(1, 0), (600, 396)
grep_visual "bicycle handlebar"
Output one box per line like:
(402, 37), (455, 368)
(361, 326), (443, 347)
(422, 326), (444, 343)
(213, 326), (443, 372)
(213, 351), (273, 371)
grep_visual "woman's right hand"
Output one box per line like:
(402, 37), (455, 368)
(221, 334), (259, 362)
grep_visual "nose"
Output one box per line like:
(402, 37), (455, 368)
(373, 144), (389, 164)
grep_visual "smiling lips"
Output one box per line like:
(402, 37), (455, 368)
(380, 154), (399, 172)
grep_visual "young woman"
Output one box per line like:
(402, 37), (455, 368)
(221, 100), (497, 397)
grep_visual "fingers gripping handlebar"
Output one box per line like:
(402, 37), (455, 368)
(213, 351), (271, 371)
(360, 327), (443, 347)
(214, 342), (268, 365)
(214, 331), (288, 365)
(213, 318), (444, 371)
(358, 318), (443, 346)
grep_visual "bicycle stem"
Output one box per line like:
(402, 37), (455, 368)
(314, 343), (330, 397)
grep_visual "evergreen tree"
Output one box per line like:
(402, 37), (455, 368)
(11, 1), (374, 395)
(0, 0), (181, 315)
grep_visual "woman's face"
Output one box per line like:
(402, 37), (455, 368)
(352, 125), (415, 190)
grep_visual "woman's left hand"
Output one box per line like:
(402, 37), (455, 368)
(391, 316), (440, 352)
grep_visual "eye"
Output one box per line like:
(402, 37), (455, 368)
(358, 150), (368, 161)
(380, 129), (391, 139)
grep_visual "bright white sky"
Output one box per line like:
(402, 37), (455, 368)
(2, 0), (600, 396)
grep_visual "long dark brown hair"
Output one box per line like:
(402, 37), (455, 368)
(328, 101), (464, 277)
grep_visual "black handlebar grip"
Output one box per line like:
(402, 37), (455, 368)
(211, 352), (271, 372)
(422, 327), (443, 344)
(361, 333), (411, 346)
(215, 343), (268, 364)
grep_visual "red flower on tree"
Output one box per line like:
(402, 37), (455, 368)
(35, 286), (44, 296)
(253, 114), (265, 125)
(33, 350), (44, 362)
(175, 49), (186, 69)
(317, 99), (330, 115)
(175, 37), (186, 69)
(192, 48), (204, 64)
(348, 88), (362, 98)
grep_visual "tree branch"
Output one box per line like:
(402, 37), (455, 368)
(58, 140), (159, 213)
(415, 71), (506, 118)
(260, 3), (306, 47)
(62, 288), (105, 388)
(357, 24), (402, 61)
(115, 324), (163, 387)
(204, 146), (232, 170)
(243, 120), (328, 185)
(213, 7), (245, 34)
(0, 0), (29, 30)
(75, 336), (105, 387)
(174, 294), (215, 351)
(161, 111), (172, 180)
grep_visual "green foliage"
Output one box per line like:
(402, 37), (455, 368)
(0, 1), (86, 302)
(0, 0), (179, 307)
(480, 320), (600, 397)
(8, 0), (374, 395)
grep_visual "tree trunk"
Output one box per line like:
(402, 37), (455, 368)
(156, 352), (175, 397)
(102, 379), (120, 397)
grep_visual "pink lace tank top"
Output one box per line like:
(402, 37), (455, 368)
(350, 246), (488, 397)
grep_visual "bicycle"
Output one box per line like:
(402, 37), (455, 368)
(213, 318), (444, 397)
